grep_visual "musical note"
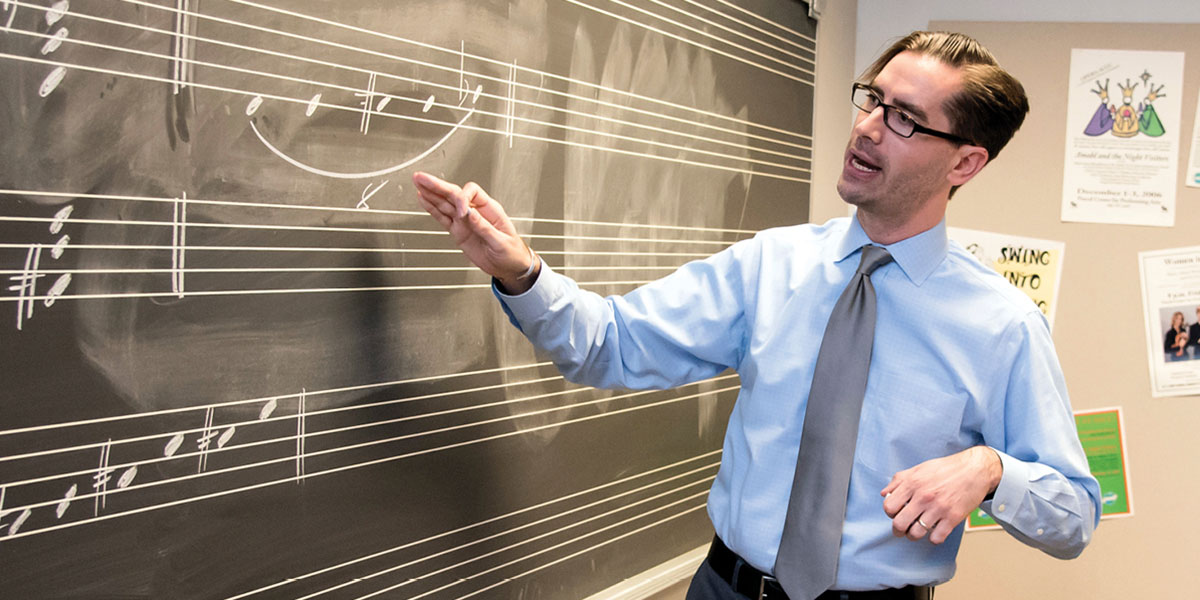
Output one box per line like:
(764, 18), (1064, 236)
(56, 484), (77, 518)
(40, 27), (68, 55)
(117, 466), (138, 489)
(39, 65), (66, 97)
(260, 398), (278, 420)
(45, 0), (68, 26)
(92, 440), (114, 515)
(43, 272), (71, 308)
(0, 486), (28, 537)
(306, 93), (322, 117)
(246, 95), (263, 116)
(164, 433), (185, 457)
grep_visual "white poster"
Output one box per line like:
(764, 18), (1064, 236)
(1138, 246), (1200, 397)
(1187, 88), (1200, 188)
(948, 227), (1065, 329)
(1061, 49), (1185, 227)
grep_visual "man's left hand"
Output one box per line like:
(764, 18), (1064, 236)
(880, 446), (1003, 544)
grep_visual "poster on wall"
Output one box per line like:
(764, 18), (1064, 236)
(1187, 88), (1200, 188)
(1138, 245), (1200, 397)
(1061, 48), (1185, 227)
(967, 407), (1133, 531)
(948, 227), (1065, 328)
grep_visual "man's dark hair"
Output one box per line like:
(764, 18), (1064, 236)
(861, 31), (1030, 196)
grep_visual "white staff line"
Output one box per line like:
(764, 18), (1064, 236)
(0, 279), (683, 303)
(641, 0), (815, 64)
(3, 20), (813, 169)
(1, 374), (572, 468)
(0, 361), (557, 437)
(0, 385), (737, 541)
(13, 383), (737, 505)
(0, 215), (740, 247)
(399, 494), (712, 600)
(584, 0), (815, 72)
(217, 0), (815, 137)
(260, 468), (718, 600)
(337, 479), (714, 600)
(0, 265), (685, 277)
(1, 373), (735, 468)
(0, 241), (715, 257)
(224, 451), (721, 599)
(564, 0), (811, 83)
(0, 48), (810, 182)
(99, 0), (813, 148)
(454, 503), (709, 600)
(673, 0), (816, 54)
(1, 189), (761, 236)
(708, 0), (816, 43)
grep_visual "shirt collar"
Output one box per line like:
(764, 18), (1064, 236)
(834, 213), (949, 286)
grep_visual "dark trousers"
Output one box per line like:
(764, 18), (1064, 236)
(685, 558), (740, 600)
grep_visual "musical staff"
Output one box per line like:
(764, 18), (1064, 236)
(0, 363), (738, 543)
(2, 0), (813, 182)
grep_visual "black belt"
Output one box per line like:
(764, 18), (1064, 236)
(705, 536), (934, 600)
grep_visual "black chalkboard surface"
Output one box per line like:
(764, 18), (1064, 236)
(0, 1), (814, 598)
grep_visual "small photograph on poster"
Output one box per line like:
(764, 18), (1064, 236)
(968, 407), (1133, 531)
(1138, 246), (1200, 397)
(1061, 48), (1185, 227)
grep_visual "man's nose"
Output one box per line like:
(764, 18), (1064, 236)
(852, 107), (887, 143)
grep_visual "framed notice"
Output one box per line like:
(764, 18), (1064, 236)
(1138, 245), (1200, 397)
(1061, 48), (1185, 227)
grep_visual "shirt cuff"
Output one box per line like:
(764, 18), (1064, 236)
(981, 448), (1029, 524)
(493, 263), (570, 332)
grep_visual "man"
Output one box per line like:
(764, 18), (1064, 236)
(415, 31), (1099, 600)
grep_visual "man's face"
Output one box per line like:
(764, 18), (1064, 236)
(836, 51), (967, 222)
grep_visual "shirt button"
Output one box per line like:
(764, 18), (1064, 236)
(1037, 528), (1045, 536)
(997, 504), (1006, 513)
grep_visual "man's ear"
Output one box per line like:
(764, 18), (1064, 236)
(947, 145), (990, 188)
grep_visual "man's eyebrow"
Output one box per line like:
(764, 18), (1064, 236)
(867, 83), (931, 123)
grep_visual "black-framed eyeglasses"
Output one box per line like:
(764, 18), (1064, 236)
(851, 83), (974, 146)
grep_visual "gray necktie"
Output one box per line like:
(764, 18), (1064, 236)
(775, 244), (894, 600)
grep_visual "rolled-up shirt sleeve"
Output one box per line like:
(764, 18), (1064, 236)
(981, 312), (1101, 559)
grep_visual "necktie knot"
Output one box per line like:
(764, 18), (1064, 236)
(857, 245), (893, 276)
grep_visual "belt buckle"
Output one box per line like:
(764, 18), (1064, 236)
(758, 575), (778, 600)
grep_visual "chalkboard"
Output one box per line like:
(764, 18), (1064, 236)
(0, 1), (815, 598)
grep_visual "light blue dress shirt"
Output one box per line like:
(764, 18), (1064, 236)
(498, 215), (1101, 591)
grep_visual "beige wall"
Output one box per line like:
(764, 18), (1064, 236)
(809, 0), (859, 224)
(925, 21), (1200, 598)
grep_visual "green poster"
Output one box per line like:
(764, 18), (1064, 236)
(967, 407), (1131, 530)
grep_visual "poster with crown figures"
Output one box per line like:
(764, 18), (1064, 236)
(1061, 48), (1184, 227)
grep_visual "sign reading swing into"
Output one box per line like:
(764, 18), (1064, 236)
(1061, 48), (1185, 227)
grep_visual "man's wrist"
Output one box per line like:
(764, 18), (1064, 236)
(497, 248), (541, 295)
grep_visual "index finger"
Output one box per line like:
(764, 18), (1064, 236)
(413, 172), (470, 218)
